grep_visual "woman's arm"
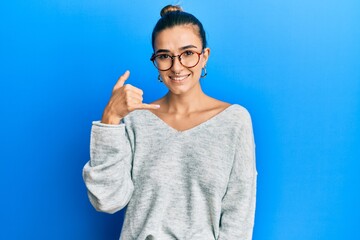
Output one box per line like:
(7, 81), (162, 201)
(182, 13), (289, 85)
(82, 121), (134, 214)
(218, 111), (257, 239)
(83, 70), (159, 214)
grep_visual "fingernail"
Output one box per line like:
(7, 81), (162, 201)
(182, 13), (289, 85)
(155, 105), (160, 108)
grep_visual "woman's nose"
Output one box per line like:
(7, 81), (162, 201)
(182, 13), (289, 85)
(171, 56), (184, 72)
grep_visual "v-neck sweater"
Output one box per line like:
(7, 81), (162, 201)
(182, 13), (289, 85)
(83, 104), (257, 240)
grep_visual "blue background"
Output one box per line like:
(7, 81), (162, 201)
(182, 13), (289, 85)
(1, 0), (359, 239)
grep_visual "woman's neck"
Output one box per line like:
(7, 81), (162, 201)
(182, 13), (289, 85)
(163, 87), (209, 114)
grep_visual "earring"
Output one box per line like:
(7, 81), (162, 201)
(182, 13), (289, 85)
(158, 74), (163, 82)
(200, 66), (207, 78)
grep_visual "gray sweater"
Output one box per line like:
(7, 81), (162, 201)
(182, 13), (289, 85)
(83, 104), (257, 240)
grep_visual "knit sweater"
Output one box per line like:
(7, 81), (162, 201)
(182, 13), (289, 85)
(83, 104), (257, 240)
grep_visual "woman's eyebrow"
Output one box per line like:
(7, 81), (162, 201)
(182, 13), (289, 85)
(179, 45), (197, 50)
(155, 49), (170, 54)
(155, 45), (198, 54)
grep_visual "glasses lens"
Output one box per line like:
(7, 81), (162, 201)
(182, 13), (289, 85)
(154, 54), (172, 71)
(180, 51), (200, 68)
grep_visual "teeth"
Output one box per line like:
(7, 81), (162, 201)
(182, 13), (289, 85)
(172, 75), (188, 81)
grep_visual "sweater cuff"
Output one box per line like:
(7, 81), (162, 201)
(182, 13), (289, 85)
(92, 120), (125, 128)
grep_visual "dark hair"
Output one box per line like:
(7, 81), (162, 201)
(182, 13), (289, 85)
(151, 5), (207, 50)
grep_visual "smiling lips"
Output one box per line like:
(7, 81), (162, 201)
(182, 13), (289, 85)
(169, 74), (191, 82)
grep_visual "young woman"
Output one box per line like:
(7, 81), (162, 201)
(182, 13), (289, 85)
(83, 5), (257, 240)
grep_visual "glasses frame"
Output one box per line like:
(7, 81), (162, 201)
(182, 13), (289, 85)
(150, 50), (204, 71)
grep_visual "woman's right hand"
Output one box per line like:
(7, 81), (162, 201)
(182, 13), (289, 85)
(101, 70), (160, 124)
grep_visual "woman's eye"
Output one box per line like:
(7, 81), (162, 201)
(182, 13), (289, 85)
(157, 54), (170, 60)
(183, 51), (194, 56)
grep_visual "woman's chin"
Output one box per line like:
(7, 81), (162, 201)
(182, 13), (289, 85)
(166, 80), (202, 95)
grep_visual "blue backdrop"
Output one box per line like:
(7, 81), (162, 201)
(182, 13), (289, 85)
(1, 0), (359, 239)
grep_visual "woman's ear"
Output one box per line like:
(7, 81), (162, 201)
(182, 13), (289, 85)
(202, 48), (210, 67)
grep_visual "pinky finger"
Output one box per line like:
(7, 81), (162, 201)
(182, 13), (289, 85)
(138, 103), (161, 110)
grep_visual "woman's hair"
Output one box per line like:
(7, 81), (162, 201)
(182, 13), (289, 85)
(151, 5), (207, 50)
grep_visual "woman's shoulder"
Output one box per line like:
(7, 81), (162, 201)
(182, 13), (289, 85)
(202, 98), (253, 135)
(228, 103), (252, 118)
(228, 103), (253, 126)
(209, 98), (252, 120)
(207, 101), (252, 136)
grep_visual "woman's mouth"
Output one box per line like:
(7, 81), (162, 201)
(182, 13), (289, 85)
(169, 74), (190, 82)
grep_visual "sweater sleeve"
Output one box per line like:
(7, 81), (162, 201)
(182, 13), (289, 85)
(218, 111), (257, 239)
(82, 121), (134, 214)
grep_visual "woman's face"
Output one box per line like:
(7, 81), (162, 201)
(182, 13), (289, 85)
(153, 25), (210, 95)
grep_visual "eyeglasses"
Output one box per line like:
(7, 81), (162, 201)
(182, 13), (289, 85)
(150, 50), (203, 71)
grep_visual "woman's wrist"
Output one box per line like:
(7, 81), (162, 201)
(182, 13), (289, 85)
(101, 107), (122, 125)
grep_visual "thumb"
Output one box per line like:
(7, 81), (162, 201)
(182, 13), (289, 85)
(113, 70), (130, 91)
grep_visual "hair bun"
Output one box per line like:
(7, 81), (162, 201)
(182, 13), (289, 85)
(160, 5), (183, 17)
